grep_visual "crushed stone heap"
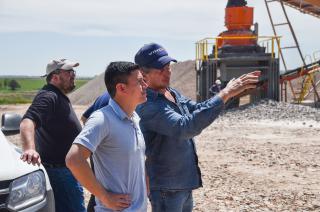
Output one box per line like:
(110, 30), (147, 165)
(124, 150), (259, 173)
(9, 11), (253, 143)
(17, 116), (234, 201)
(219, 99), (320, 122)
(69, 60), (196, 105)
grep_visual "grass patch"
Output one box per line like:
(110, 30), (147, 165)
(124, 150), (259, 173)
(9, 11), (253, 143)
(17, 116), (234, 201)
(0, 96), (31, 104)
(0, 78), (45, 92)
(0, 77), (91, 104)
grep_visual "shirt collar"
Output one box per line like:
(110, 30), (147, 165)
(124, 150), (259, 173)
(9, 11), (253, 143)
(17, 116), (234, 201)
(44, 84), (69, 101)
(132, 111), (140, 123)
(146, 87), (176, 101)
(109, 98), (128, 120)
(109, 98), (140, 124)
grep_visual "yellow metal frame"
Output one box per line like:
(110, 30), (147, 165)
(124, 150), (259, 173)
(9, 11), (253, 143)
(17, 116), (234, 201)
(195, 36), (281, 61)
(297, 52), (320, 103)
(297, 73), (315, 103)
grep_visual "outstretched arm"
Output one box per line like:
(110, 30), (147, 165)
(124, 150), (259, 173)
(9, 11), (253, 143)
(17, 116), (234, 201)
(218, 70), (261, 103)
(183, 70), (261, 112)
(139, 71), (260, 140)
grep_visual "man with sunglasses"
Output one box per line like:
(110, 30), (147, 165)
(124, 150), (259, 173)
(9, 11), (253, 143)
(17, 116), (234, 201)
(134, 43), (260, 212)
(20, 59), (85, 212)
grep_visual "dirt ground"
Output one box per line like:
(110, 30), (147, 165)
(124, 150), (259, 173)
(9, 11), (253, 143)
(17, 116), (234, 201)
(1, 104), (320, 211)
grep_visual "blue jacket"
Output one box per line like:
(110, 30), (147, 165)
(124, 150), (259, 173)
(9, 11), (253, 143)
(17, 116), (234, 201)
(82, 92), (110, 119)
(136, 87), (224, 190)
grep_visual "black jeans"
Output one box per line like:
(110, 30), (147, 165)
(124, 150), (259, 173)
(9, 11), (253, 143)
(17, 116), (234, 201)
(87, 156), (96, 212)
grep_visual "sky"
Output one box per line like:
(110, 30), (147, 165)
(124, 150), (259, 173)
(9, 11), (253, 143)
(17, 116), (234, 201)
(0, 0), (319, 77)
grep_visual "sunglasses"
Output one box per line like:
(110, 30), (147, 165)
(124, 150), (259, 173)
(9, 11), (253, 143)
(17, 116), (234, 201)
(53, 69), (76, 75)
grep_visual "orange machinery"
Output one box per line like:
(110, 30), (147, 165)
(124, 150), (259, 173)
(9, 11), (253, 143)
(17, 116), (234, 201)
(217, 4), (256, 47)
(196, 0), (280, 105)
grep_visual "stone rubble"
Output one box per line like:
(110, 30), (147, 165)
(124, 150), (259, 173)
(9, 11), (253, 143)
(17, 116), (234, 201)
(219, 99), (320, 122)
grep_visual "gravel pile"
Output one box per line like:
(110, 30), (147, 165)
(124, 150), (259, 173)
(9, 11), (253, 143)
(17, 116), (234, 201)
(219, 99), (320, 122)
(69, 60), (196, 105)
(69, 72), (105, 105)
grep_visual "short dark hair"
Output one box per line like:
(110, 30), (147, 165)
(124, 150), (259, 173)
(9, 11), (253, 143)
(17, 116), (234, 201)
(46, 73), (53, 83)
(104, 61), (139, 98)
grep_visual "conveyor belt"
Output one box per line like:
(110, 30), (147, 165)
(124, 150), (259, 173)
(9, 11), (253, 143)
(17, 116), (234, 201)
(279, 0), (320, 18)
(280, 59), (320, 82)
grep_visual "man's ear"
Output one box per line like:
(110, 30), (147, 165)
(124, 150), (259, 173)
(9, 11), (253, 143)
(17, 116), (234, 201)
(115, 83), (127, 95)
(50, 74), (60, 84)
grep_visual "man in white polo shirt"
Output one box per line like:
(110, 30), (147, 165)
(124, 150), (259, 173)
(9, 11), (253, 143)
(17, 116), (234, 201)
(66, 61), (148, 211)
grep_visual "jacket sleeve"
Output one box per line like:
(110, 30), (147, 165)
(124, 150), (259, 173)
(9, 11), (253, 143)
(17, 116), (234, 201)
(82, 92), (110, 118)
(138, 95), (224, 140)
(179, 93), (221, 113)
(82, 103), (95, 119)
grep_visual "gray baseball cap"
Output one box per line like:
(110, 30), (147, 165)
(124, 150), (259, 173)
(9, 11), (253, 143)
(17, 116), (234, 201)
(44, 59), (79, 77)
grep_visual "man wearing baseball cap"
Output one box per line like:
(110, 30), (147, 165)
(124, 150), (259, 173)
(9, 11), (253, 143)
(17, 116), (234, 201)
(20, 59), (86, 212)
(135, 43), (260, 212)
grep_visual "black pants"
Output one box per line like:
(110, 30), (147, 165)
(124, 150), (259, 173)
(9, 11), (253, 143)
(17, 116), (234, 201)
(87, 195), (95, 212)
(87, 156), (96, 212)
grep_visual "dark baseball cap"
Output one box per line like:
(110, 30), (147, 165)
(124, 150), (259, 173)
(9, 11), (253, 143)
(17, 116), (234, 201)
(134, 43), (177, 69)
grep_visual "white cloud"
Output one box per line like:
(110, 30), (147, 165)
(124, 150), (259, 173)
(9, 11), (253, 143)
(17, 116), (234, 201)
(1, 0), (319, 40)
(0, 0), (319, 75)
(0, 0), (227, 39)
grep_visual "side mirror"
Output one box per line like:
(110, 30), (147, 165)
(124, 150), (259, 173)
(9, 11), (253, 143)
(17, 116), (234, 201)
(1, 113), (22, 136)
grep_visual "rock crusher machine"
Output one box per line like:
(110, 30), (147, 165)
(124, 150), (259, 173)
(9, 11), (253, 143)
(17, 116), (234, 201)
(196, 0), (280, 106)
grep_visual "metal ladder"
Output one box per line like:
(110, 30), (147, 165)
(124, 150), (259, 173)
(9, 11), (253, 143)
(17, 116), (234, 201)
(264, 0), (307, 101)
(264, 0), (306, 70)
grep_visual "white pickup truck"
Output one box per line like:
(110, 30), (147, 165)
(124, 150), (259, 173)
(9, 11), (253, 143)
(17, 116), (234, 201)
(0, 113), (55, 212)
